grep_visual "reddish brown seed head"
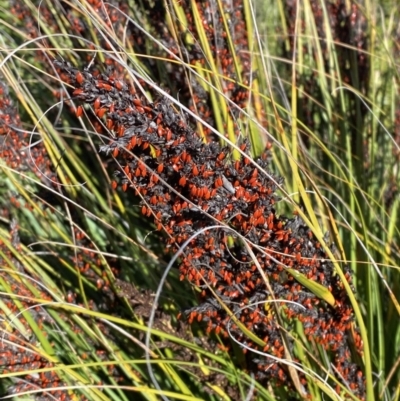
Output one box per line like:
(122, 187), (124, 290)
(114, 80), (123, 90)
(76, 71), (84, 84)
(75, 105), (83, 118)
(73, 88), (84, 96)
(217, 152), (226, 161)
(96, 81), (112, 91)
(96, 108), (107, 118)
(93, 97), (101, 110)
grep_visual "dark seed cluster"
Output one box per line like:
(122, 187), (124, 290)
(155, 0), (252, 139)
(10, 0), (132, 56)
(54, 58), (365, 397)
(387, 25), (400, 208)
(0, 225), (130, 400)
(11, 0), (254, 142)
(0, 72), (229, 399)
(0, 223), (86, 401)
(283, 0), (369, 134)
(0, 77), (125, 400)
(4, 0), (373, 397)
(0, 81), (55, 180)
(0, 80), (59, 223)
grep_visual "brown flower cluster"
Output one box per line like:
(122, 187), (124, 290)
(53, 57), (365, 397)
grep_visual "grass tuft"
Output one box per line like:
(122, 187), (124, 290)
(0, 1), (398, 400)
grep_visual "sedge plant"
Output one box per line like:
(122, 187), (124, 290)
(0, 1), (398, 401)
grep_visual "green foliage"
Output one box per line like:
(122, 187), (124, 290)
(0, 0), (398, 400)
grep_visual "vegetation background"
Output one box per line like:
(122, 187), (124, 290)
(0, 0), (398, 400)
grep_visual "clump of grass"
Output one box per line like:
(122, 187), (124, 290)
(54, 55), (365, 399)
(0, 0), (398, 401)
